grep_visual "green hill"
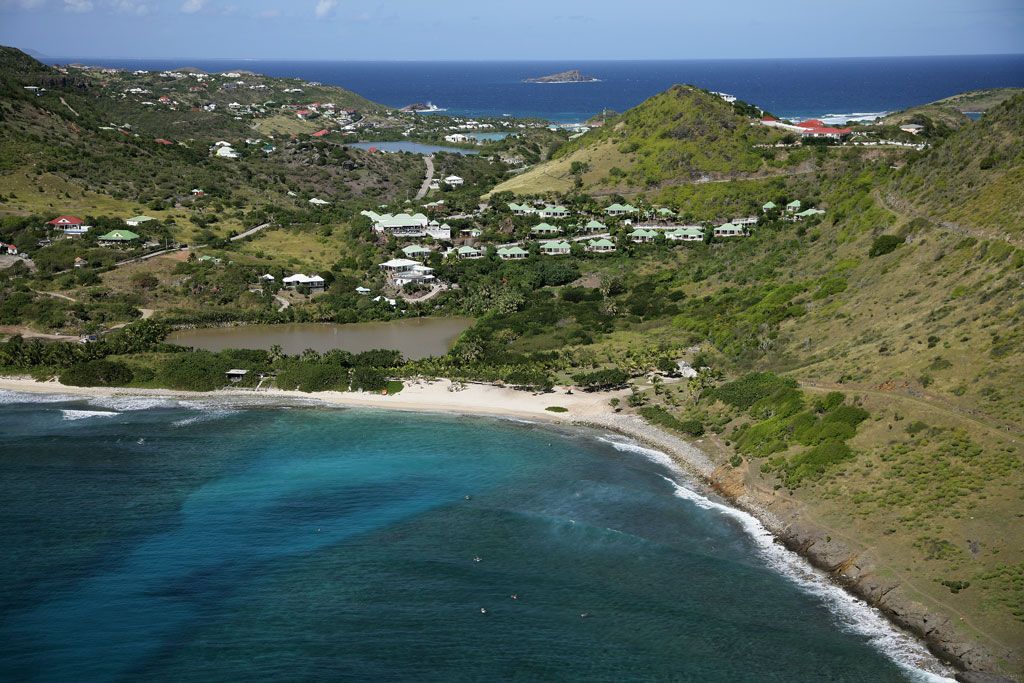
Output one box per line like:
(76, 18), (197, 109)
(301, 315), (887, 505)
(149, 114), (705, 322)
(887, 93), (1024, 240)
(491, 85), (789, 195)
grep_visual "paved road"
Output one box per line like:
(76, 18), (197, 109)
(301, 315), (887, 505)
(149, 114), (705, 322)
(273, 295), (291, 312)
(230, 222), (273, 242)
(414, 155), (435, 201)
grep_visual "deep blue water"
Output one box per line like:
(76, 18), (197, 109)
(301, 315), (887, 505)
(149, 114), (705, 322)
(51, 55), (1024, 122)
(0, 392), (952, 682)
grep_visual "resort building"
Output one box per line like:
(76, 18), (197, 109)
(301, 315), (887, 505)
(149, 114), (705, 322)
(530, 222), (562, 237)
(714, 223), (745, 237)
(666, 226), (705, 242)
(762, 201), (777, 212)
(497, 246), (529, 260)
(444, 133), (469, 143)
(455, 245), (483, 259)
(732, 216), (759, 226)
(363, 211), (436, 238)
(378, 259), (435, 285)
(585, 238), (616, 253)
(401, 245), (432, 259)
(443, 175), (464, 187)
(539, 240), (571, 256)
(656, 208), (676, 218)
(786, 200), (802, 213)
(629, 228), (658, 243)
(282, 273), (326, 292)
(539, 205), (569, 219)
(97, 229), (140, 246)
(606, 203), (639, 217)
(792, 208), (826, 221)
(582, 219), (607, 233)
(508, 202), (535, 216)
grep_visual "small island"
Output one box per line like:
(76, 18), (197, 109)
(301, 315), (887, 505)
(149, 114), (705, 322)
(524, 69), (600, 84)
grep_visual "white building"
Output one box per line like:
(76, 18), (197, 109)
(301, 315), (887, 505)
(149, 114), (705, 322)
(443, 175), (464, 187)
(282, 273), (326, 292)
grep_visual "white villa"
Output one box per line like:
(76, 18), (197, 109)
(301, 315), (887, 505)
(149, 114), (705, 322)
(379, 258), (435, 285)
(538, 205), (569, 219)
(731, 216), (758, 226)
(714, 223), (745, 237)
(444, 133), (469, 143)
(282, 273), (326, 292)
(443, 175), (464, 187)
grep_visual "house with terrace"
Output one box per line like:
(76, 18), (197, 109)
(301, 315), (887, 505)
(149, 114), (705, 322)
(497, 246), (529, 261)
(586, 238), (616, 253)
(48, 215), (90, 237)
(401, 244), (432, 259)
(530, 222), (562, 237)
(582, 219), (607, 233)
(606, 203), (638, 217)
(97, 229), (140, 246)
(379, 259), (435, 286)
(714, 223), (745, 237)
(540, 240), (571, 256)
(538, 205), (569, 220)
(666, 226), (705, 242)
(508, 202), (535, 216)
(282, 273), (326, 293)
(629, 228), (658, 243)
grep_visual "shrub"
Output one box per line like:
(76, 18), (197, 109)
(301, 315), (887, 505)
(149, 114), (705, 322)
(545, 406), (568, 413)
(276, 364), (349, 392)
(572, 368), (629, 391)
(639, 405), (704, 436)
(60, 359), (134, 387)
(778, 440), (854, 486)
(869, 234), (903, 258)
(351, 366), (388, 392)
(709, 372), (796, 410)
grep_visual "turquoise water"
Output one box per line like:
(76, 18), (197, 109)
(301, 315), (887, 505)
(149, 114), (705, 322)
(0, 392), (951, 682)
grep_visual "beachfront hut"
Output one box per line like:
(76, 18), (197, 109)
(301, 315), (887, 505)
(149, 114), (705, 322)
(225, 369), (248, 383)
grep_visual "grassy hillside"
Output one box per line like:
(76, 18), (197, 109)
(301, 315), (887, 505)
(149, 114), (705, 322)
(887, 93), (1024, 240)
(491, 85), (792, 195)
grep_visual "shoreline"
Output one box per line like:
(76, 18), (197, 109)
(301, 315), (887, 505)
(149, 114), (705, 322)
(0, 375), (990, 680)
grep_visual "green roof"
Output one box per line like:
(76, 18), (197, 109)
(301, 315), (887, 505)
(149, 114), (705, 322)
(530, 222), (561, 233)
(629, 228), (657, 237)
(126, 215), (156, 223)
(786, 200), (802, 208)
(541, 240), (571, 249)
(457, 245), (481, 254)
(588, 238), (615, 247)
(98, 229), (140, 241)
(796, 208), (825, 217)
(762, 201), (776, 210)
(584, 219), (606, 229)
(669, 227), (704, 236)
(657, 208), (675, 216)
(498, 246), (529, 256)
(542, 205), (567, 213)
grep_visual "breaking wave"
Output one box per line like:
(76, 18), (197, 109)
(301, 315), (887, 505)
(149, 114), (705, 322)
(61, 409), (119, 421)
(597, 434), (955, 682)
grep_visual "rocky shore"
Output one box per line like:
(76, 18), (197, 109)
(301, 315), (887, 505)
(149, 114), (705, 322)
(575, 413), (1014, 683)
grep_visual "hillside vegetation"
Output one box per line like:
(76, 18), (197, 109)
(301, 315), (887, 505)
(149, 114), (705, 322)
(491, 85), (792, 195)
(888, 93), (1024, 240)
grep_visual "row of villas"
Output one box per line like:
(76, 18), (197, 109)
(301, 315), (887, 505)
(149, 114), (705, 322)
(44, 216), (142, 245)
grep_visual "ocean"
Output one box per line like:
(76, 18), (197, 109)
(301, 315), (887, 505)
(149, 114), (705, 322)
(0, 391), (953, 682)
(51, 55), (1024, 123)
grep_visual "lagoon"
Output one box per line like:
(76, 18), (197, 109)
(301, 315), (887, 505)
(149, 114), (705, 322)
(167, 317), (473, 359)
(346, 141), (478, 155)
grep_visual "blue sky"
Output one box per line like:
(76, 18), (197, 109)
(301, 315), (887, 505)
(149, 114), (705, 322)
(0, 0), (1022, 60)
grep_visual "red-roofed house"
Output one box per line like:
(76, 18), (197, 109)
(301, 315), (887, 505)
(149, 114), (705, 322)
(154, 138), (173, 145)
(296, 109), (313, 119)
(800, 126), (852, 141)
(795, 119), (825, 129)
(47, 215), (91, 237)
(311, 129), (330, 138)
(761, 115), (777, 123)
(5, 243), (17, 255)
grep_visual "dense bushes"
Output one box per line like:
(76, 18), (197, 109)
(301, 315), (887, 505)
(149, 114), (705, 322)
(639, 405), (705, 437)
(572, 368), (629, 391)
(276, 364), (349, 392)
(709, 372), (797, 410)
(60, 359), (134, 387)
(869, 234), (904, 258)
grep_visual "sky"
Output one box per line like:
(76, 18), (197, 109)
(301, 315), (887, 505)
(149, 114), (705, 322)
(0, 0), (1022, 61)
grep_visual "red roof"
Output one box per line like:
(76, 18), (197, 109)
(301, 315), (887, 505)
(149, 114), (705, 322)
(154, 138), (173, 145)
(802, 126), (852, 135)
(296, 109), (312, 116)
(796, 119), (825, 128)
(761, 115), (777, 122)
(47, 215), (84, 226)
(311, 129), (330, 137)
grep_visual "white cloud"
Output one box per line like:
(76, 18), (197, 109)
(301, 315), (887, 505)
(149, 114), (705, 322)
(64, 0), (94, 11)
(181, 0), (203, 13)
(314, 0), (337, 19)
(111, 0), (150, 14)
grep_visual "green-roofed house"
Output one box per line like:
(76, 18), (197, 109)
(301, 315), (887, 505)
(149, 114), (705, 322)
(98, 229), (141, 246)
(582, 219), (607, 233)
(656, 208), (676, 218)
(793, 208), (826, 221)
(539, 205), (569, 219)
(540, 240), (571, 256)
(605, 203), (638, 217)
(762, 201), (777, 212)
(456, 245), (483, 259)
(666, 226), (704, 242)
(786, 200), (802, 212)
(125, 215), (156, 227)
(585, 237), (616, 253)
(629, 228), (658, 243)
(401, 244), (432, 258)
(508, 202), (535, 216)
(497, 246), (529, 260)
(713, 223), (745, 238)
(530, 222), (562, 236)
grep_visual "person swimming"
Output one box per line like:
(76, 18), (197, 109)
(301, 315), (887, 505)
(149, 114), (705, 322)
(473, 555), (482, 562)
(510, 594), (519, 600)
(480, 607), (488, 615)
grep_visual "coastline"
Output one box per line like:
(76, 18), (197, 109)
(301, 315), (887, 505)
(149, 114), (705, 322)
(0, 375), (993, 680)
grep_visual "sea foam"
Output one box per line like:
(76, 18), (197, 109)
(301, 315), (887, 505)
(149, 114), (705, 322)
(61, 409), (120, 421)
(598, 434), (955, 682)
